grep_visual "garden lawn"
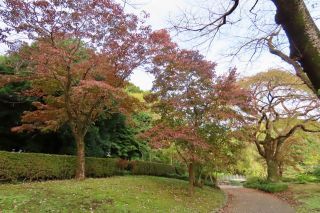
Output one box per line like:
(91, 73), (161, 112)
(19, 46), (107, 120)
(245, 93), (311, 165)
(0, 176), (225, 212)
(290, 183), (320, 213)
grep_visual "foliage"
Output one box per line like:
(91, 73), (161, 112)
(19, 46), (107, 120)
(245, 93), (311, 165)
(0, 151), (184, 182)
(243, 177), (288, 193)
(0, 57), (151, 160)
(0, 0), (152, 179)
(84, 112), (152, 159)
(235, 144), (266, 177)
(295, 174), (320, 184)
(0, 176), (225, 212)
(198, 124), (246, 175)
(130, 160), (182, 177)
(142, 30), (249, 195)
(0, 151), (119, 182)
(240, 69), (320, 182)
(126, 83), (145, 94)
(282, 173), (320, 184)
(313, 167), (320, 177)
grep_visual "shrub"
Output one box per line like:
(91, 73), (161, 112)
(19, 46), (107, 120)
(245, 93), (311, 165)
(130, 160), (178, 177)
(0, 151), (185, 182)
(244, 177), (288, 193)
(312, 167), (320, 177)
(295, 174), (318, 184)
(282, 173), (320, 184)
(117, 159), (130, 170)
(0, 151), (120, 182)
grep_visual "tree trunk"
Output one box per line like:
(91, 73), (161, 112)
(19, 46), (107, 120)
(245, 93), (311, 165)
(188, 162), (195, 196)
(266, 159), (280, 182)
(271, 0), (320, 92)
(75, 134), (85, 180)
(278, 161), (284, 178)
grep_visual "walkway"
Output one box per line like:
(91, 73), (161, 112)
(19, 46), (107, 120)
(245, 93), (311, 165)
(220, 185), (295, 213)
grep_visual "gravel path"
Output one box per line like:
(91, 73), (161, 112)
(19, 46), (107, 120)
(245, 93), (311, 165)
(220, 185), (295, 213)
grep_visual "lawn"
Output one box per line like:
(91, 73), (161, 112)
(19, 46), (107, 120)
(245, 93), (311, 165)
(0, 176), (225, 212)
(289, 183), (320, 213)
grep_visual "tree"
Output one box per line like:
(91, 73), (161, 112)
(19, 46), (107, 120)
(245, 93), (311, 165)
(142, 30), (248, 195)
(196, 124), (245, 187)
(0, 57), (150, 158)
(241, 70), (320, 181)
(172, 0), (320, 94)
(0, 0), (150, 180)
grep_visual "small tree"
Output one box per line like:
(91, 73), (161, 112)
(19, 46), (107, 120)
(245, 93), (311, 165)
(142, 124), (208, 196)
(242, 70), (320, 182)
(0, 0), (150, 180)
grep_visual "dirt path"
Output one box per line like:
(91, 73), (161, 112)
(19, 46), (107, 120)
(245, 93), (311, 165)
(220, 185), (295, 213)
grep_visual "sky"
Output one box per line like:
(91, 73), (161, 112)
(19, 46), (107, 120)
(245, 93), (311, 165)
(1, 0), (319, 91)
(128, 0), (298, 90)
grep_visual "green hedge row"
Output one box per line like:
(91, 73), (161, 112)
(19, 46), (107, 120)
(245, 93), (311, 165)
(0, 151), (184, 182)
(131, 160), (183, 176)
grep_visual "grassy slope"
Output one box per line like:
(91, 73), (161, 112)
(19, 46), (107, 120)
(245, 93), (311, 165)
(289, 184), (320, 213)
(0, 176), (224, 212)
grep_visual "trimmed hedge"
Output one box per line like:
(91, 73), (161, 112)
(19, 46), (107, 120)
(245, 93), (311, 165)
(243, 177), (288, 193)
(131, 160), (178, 176)
(0, 151), (184, 182)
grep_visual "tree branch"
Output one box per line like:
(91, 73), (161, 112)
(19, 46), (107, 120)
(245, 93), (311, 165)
(266, 28), (317, 95)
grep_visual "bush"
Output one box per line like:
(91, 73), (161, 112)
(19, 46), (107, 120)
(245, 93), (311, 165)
(0, 151), (184, 182)
(0, 151), (120, 182)
(282, 173), (320, 184)
(312, 167), (320, 177)
(295, 173), (319, 184)
(244, 177), (288, 193)
(130, 160), (178, 177)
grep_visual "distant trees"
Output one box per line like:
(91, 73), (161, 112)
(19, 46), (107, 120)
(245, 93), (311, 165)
(0, 0), (151, 180)
(241, 70), (320, 181)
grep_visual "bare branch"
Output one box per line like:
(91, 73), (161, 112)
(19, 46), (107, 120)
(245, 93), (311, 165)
(173, 0), (239, 34)
(266, 28), (317, 95)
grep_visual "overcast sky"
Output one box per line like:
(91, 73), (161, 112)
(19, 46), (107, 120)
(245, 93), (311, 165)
(1, 0), (319, 91)
(128, 0), (298, 90)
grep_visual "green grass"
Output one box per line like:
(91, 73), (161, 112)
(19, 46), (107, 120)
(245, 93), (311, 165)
(289, 183), (320, 213)
(0, 176), (225, 212)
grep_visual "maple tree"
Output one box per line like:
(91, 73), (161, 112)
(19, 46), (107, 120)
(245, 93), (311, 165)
(241, 70), (320, 182)
(0, 0), (151, 180)
(142, 30), (249, 195)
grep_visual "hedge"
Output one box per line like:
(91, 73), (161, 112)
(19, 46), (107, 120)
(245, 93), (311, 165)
(131, 160), (182, 177)
(0, 151), (184, 182)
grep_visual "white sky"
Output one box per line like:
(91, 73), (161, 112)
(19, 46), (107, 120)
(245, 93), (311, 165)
(1, 0), (318, 91)
(129, 0), (295, 90)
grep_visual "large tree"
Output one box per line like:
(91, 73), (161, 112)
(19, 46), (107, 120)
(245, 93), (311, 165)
(241, 70), (320, 181)
(173, 0), (320, 94)
(0, 0), (150, 180)
(142, 30), (248, 195)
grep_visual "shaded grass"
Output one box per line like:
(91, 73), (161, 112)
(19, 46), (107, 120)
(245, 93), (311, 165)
(0, 176), (224, 212)
(289, 184), (320, 213)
